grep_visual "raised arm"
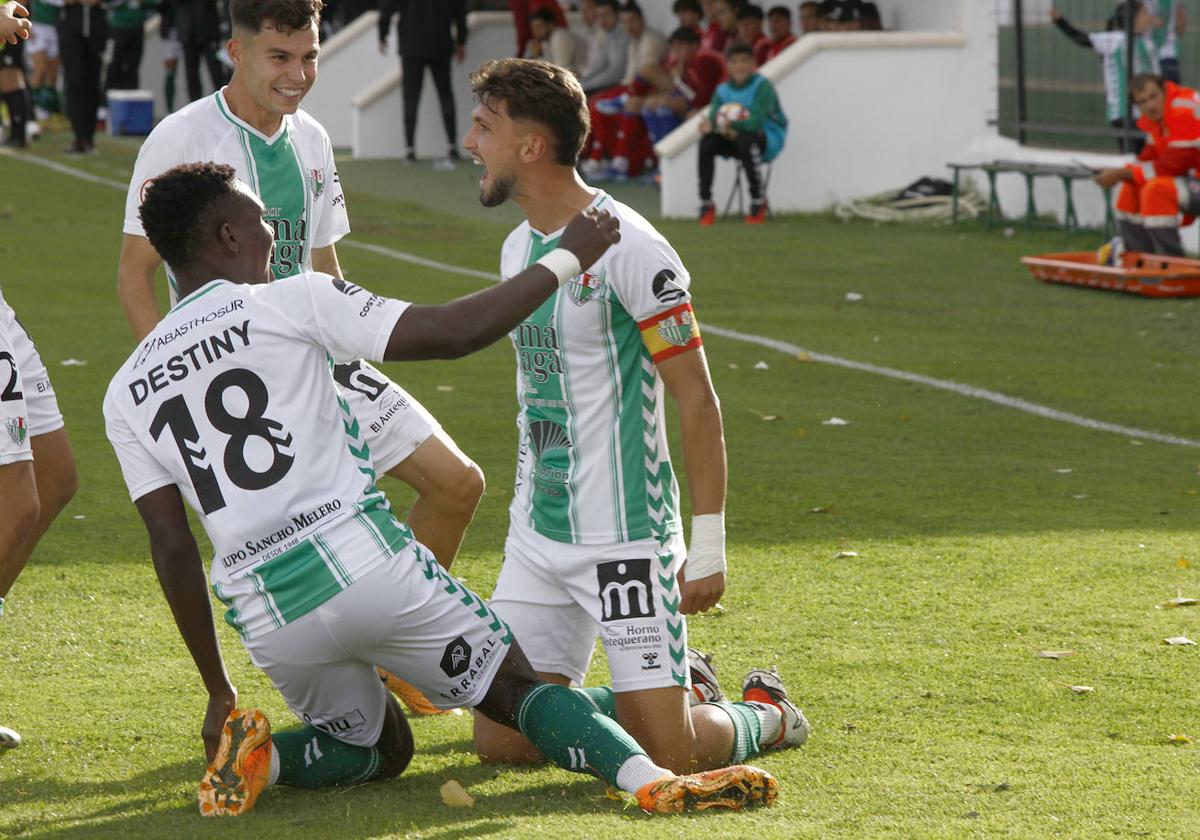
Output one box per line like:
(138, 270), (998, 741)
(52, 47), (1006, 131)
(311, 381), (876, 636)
(134, 485), (236, 762)
(383, 207), (620, 361)
(1049, 8), (1092, 48)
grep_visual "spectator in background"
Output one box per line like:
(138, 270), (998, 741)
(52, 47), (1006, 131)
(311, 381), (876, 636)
(1050, 3), (1159, 153)
(736, 3), (771, 65)
(859, 1), (881, 31)
(105, 0), (156, 92)
(639, 25), (724, 143)
(765, 5), (795, 58)
(697, 42), (786, 225)
(673, 0), (702, 35)
(26, 0), (61, 122)
(524, 6), (585, 74)
(821, 0), (860, 31)
(509, 0), (566, 58)
(1144, 0), (1184, 82)
(0, 0), (31, 147)
(378, 0), (467, 162)
(584, 0), (665, 179)
(175, 0), (227, 103)
(159, 0), (181, 113)
(798, 1), (819, 34)
(578, 0), (628, 94)
(57, 0), (110, 153)
(702, 0), (737, 53)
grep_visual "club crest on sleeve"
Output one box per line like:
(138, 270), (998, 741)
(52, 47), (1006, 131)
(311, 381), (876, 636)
(656, 309), (696, 347)
(5, 416), (27, 446)
(651, 269), (687, 305)
(307, 168), (325, 198)
(566, 271), (605, 306)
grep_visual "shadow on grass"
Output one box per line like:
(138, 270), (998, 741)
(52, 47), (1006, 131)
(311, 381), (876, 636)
(1, 757), (634, 840)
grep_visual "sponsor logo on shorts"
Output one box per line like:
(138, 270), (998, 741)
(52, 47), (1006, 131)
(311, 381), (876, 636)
(303, 709), (366, 737)
(333, 361), (389, 402)
(440, 636), (472, 678)
(5, 416), (27, 446)
(597, 559), (655, 621)
(641, 651), (661, 671)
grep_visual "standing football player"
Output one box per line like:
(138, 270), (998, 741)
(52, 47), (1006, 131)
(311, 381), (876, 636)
(115, 0), (481, 713)
(0, 283), (80, 754)
(105, 161), (778, 816)
(464, 58), (810, 774)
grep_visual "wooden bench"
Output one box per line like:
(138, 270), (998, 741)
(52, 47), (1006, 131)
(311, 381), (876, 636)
(947, 160), (1115, 235)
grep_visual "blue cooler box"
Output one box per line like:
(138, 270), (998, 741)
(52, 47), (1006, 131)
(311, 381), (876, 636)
(107, 90), (154, 136)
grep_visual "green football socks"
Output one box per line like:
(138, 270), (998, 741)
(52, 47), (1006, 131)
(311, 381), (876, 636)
(577, 685), (617, 718)
(515, 683), (661, 790)
(270, 725), (384, 788)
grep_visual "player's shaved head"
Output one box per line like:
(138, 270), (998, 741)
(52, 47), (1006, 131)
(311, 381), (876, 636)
(229, 0), (323, 33)
(470, 58), (590, 166)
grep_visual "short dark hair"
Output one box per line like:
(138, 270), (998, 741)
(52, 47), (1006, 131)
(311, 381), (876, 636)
(738, 3), (764, 21)
(470, 59), (590, 166)
(229, 0), (323, 33)
(141, 162), (240, 271)
(669, 25), (701, 45)
(768, 5), (791, 18)
(531, 7), (557, 24)
(620, 1), (643, 17)
(1130, 72), (1165, 96)
(672, 0), (702, 14)
(725, 42), (754, 59)
(594, 0), (619, 10)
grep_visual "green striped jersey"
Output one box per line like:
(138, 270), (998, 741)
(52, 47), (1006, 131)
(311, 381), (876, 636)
(1087, 32), (1160, 121)
(103, 275), (410, 640)
(499, 193), (699, 546)
(124, 89), (349, 301)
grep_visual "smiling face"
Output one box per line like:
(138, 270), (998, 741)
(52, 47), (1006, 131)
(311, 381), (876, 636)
(463, 97), (525, 208)
(229, 19), (320, 122)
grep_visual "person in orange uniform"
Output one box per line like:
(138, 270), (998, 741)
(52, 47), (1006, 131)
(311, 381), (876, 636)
(1095, 74), (1200, 256)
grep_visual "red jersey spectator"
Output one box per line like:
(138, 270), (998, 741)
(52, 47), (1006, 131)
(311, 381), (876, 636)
(509, 0), (567, 58)
(673, 0), (704, 36)
(799, 1), (820, 33)
(736, 4), (773, 66)
(765, 6), (797, 59)
(702, 0), (737, 53)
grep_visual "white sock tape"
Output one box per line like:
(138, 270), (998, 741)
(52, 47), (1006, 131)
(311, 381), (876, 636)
(685, 512), (726, 581)
(535, 248), (582, 286)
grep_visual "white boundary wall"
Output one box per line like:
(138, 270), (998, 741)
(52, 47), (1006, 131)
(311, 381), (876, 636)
(656, 0), (996, 217)
(304, 12), (396, 149)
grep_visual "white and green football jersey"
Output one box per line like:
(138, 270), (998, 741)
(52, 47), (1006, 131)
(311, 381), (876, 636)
(1087, 32), (1160, 121)
(104, 274), (411, 640)
(499, 193), (704, 546)
(124, 89), (349, 300)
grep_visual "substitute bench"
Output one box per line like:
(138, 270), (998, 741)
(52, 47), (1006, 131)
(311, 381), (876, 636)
(947, 160), (1115, 235)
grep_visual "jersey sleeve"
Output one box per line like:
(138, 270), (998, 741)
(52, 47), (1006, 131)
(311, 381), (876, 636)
(264, 273), (409, 363)
(124, 125), (187, 238)
(103, 394), (176, 502)
(312, 127), (350, 249)
(608, 230), (703, 365)
(1087, 31), (1123, 56)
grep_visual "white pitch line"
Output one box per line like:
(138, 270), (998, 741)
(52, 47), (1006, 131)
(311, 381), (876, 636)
(8, 150), (1198, 448)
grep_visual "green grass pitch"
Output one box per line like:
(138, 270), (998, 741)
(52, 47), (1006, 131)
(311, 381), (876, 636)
(1, 129), (1198, 838)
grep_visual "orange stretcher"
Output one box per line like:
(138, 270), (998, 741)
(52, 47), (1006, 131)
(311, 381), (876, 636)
(1021, 251), (1200, 298)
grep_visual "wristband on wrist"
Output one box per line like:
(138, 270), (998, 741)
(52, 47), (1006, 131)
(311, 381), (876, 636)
(535, 248), (582, 286)
(685, 512), (726, 581)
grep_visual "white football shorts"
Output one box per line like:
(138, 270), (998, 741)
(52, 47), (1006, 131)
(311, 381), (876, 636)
(243, 540), (513, 746)
(489, 523), (692, 694)
(332, 360), (439, 475)
(0, 290), (63, 466)
(26, 24), (58, 60)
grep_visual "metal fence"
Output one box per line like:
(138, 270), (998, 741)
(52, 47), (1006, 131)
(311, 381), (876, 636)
(997, 0), (1195, 151)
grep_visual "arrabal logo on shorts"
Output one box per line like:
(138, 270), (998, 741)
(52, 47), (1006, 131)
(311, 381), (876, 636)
(303, 708), (366, 738)
(596, 559), (656, 622)
(440, 635), (472, 678)
(5, 416), (26, 446)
